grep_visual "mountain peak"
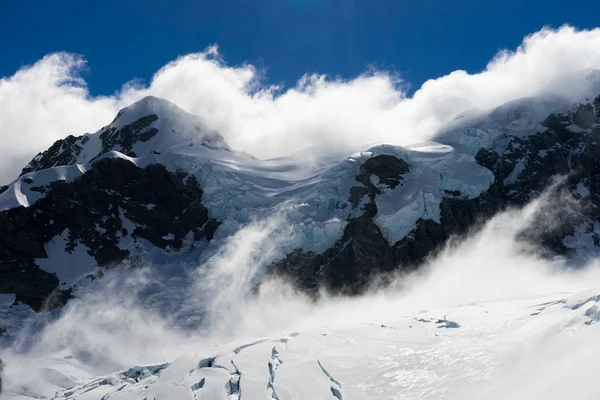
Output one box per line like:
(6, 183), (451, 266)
(19, 96), (231, 176)
(110, 95), (183, 128)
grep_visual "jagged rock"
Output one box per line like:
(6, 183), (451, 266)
(21, 135), (88, 175)
(0, 158), (219, 311)
(99, 114), (159, 155)
(354, 155), (409, 200)
(360, 154), (409, 189)
(20, 113), (160, 175)
(20, 96), (230, 176)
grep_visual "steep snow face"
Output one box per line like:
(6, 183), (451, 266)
(103, 95), (231, 156)
(175, 142), (493, 251)
(368, 144), (494, 244)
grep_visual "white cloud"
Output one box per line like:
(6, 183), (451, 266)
(2, 25), (600, 184)
(0, 54), (121, 184)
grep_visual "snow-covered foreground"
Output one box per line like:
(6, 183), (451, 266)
(5, 196), (600, 400)
(5, 288), (600, 400)
(2, 92), (600, 399)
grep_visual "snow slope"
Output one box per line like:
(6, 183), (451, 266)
(5, 287), (600, 400)
(434, 94), (577, 155)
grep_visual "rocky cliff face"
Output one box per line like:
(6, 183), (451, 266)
(0, 158), (218, 311)
(0, 97), (226, 312)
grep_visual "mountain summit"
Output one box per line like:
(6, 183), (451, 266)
(21, 96), (230, 176)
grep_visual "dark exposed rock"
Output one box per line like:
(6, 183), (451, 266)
(0, 262), (70, 312)
(350, 154), (409, 207)
(270, 213), (401, 294)
(29, 186), (46, 193)
(99, 114), (159, 155)
(21, 113), (160, 176)
(361, 155), (409, 189)
(349, 186), (369, 208)
(574, 103), (595, 129)
(475, 148), (499, 171)
(444, 189), (461, 197)
(21, 134), (87, 175)
(1, 158), (219, 311)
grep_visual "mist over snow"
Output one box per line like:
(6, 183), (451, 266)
(2, 26), (600, 184)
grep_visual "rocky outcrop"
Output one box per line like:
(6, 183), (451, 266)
(349, 155), (409, 207)
(99, 114), (159, 156)
(1, 158), (219, 311)
(21, 135), (89, 175)
(21, 114), (160, 175)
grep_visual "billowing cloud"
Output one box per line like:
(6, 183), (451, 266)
(0, 54), (121, 184)
(2, 25), (600, 184)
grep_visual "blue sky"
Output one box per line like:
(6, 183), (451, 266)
(2, 0), (599, 95)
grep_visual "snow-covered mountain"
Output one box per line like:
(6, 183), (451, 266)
(3, 88), (600, 399)
(4, 91), (600, 307)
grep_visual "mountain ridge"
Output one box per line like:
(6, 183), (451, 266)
(1, 91), (600, 318)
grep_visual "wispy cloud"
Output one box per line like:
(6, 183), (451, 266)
(1, 26), (600, 185)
